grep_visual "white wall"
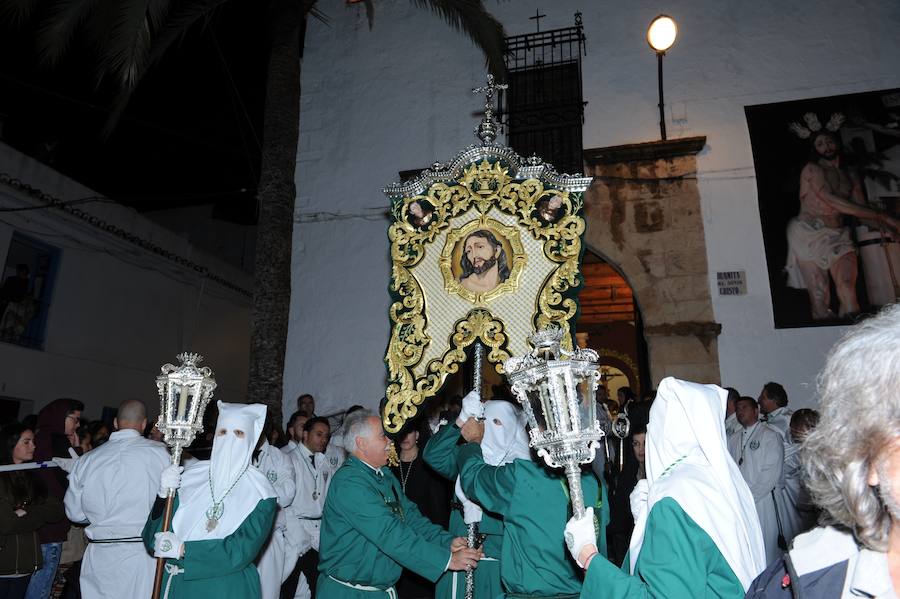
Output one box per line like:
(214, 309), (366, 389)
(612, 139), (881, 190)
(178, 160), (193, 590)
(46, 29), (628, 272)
(287, 0), (900, 415)
(0, 143), (253, 421)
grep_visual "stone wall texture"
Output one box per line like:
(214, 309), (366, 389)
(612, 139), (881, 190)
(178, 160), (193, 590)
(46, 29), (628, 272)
(583, 138), (721, 385)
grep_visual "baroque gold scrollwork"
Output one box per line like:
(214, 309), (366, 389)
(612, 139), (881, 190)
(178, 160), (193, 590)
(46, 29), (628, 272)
(384, 157), (588, 433)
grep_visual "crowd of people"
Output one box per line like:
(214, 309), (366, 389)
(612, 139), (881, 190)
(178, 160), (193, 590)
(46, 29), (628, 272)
(1, 304), (899, 599)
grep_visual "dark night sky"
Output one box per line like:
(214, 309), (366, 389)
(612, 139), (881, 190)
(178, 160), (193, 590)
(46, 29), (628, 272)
(0, 0), (271, 224)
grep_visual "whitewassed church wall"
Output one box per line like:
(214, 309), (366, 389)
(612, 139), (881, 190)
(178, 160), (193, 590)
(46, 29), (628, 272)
(286, 0), (900, 416)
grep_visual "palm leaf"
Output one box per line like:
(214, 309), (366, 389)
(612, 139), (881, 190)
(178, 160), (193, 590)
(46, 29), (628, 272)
(408, 0), (506, 80)
(0, 0), (41, 26)
(146, 0), (172, 31)
(146, 0), (231, 69)
(34, 0), (104, 69)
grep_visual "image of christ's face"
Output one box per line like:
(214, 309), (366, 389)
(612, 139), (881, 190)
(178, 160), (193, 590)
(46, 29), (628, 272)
(464, 234), (500, 274)
(813, 133), (838, 160)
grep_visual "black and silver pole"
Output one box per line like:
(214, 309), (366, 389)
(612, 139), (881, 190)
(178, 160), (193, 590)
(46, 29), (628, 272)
(465, 342), (484, 599)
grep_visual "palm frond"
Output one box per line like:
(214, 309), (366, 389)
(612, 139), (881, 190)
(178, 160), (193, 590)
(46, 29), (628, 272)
(147, 0), (230, 69)
(147, 0), (172, 32)
(408, 0), (506, 80)
(99, 1), (154, 88)
(1, 0), (41, 26)
(34, 0), (104, 69)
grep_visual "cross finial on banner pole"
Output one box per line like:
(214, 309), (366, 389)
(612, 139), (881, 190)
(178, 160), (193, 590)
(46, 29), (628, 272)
(472, 74), (508, 145)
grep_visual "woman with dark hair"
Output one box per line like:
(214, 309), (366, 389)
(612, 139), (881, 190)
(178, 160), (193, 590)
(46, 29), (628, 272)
(0, 424), (64, 599)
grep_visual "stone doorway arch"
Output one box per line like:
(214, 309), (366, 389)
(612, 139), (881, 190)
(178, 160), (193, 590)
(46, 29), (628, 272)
(581, 137), (722, 386)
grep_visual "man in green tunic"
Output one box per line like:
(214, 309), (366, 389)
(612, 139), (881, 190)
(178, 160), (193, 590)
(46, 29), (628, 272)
(423, 395), (533, 599)
(564, 378), (766, 599)
(144, 401), (278, 599)
(318, 410), (482, 598)
(457, 409), (605, 599)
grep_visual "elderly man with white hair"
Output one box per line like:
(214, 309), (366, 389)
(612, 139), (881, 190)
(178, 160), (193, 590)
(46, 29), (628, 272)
(317, 410), (482, 599)
(747, 303), (900, 598)
(564, 377), (766, 598)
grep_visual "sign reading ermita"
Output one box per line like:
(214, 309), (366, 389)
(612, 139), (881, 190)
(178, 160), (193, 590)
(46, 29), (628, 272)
(717, 270), (747, 296)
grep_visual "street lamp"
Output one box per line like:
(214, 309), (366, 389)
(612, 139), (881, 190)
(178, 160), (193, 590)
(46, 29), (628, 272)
(647, 15), (678, 140)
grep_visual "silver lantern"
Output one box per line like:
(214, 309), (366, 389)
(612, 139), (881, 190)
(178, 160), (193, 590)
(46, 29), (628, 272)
(155, 352), (217, 467)
(504, 327), (603, 517)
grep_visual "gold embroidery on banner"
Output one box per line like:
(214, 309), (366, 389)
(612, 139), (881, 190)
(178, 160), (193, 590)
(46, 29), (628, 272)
(384, 158), (586, 433)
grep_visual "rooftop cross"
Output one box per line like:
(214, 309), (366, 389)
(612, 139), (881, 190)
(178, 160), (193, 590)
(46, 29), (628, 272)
(529, 9), (546, 32)
(472, 74), (508, 145)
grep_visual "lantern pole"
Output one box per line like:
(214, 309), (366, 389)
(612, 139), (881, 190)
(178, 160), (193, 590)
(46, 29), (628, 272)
(151, 353), (216, 599)
(465, 341), (484, 599)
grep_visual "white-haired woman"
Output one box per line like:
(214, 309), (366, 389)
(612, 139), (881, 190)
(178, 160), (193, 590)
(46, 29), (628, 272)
(746, 304), (900, 597)
(565, 377), (766, 598)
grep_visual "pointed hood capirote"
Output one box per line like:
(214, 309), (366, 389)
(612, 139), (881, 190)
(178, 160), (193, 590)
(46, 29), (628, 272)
(171, 401), (276, 541)
(455, 399), (531, 524)
(628, 377), (766, 591)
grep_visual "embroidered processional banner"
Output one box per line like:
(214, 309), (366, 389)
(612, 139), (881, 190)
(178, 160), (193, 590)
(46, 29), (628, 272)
(381, 78), (591, 433)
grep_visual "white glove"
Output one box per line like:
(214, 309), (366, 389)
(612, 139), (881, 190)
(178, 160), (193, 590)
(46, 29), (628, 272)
(153, 531), (183, 559)
(564, 507), (597, 568)
(455, 477), (483, 524)
(158, 465), (184, 498)
(53, 447), (81, 474)
(459, 390), (484, 422)
(630, 478), (649, 520)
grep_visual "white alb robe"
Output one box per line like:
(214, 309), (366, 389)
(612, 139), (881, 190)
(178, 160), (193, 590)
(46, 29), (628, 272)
(762, 407), (793, 440)
(728, 422), (785, 564)
(64, 429), (171, 599)
(724, 412), (741, 437)
(284, 443), (333, 599)
(254, 440), (297, 599)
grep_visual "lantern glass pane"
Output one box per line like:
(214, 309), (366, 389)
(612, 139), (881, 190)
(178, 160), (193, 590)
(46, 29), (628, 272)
(575, 375), (596, 428)
(546, 370), (571, 431)
(527, 386), (548, 430)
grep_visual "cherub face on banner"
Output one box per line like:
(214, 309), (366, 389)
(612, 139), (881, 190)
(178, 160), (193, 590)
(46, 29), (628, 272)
(407, 200), (435, 230)
(440, 218), (526, 303)
(535, 194), (564, 224)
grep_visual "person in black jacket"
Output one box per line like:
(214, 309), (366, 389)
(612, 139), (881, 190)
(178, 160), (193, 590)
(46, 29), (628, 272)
(26, 398), (82, 599)
(0, 424), (64, 599)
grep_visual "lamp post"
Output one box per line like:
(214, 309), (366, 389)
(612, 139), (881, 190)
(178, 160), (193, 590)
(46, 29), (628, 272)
(647, 15), (678, 141)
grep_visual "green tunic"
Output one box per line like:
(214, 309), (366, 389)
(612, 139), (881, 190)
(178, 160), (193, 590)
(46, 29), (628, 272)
(581, 497), (743, 599)
(423, 423), (503, 599)
(318, 455), (455, 598)
(141, 495), (277, 599)
(458, 443), (605, 598)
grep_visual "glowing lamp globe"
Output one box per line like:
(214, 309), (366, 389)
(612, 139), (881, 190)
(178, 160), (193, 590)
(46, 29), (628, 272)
(647, 15), (677, 53)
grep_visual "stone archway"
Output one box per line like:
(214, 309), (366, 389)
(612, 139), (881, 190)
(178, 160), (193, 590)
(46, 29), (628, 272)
(581, 136), (722, 386)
